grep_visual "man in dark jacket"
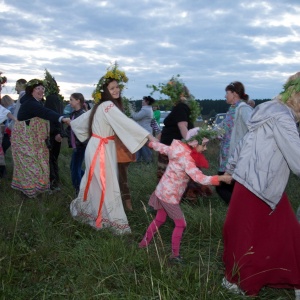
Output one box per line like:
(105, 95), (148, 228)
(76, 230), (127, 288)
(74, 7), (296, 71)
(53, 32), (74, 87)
(44, 69), (65, 191)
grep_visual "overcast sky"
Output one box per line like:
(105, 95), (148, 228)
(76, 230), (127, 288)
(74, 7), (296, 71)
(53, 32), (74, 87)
(1, 0), (300, 102)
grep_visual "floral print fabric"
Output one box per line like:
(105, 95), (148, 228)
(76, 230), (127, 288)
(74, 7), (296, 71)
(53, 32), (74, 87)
(218, 102), (240, 172)
(11, 117), (49, 197)
(150, 140), (219, 205)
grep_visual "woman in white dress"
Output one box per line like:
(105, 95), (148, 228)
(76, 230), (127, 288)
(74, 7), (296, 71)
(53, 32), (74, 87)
(70, 65), (157, 234)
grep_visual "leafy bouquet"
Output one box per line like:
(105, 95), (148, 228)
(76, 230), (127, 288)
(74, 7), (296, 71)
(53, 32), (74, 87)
(147, 74), (200, 124)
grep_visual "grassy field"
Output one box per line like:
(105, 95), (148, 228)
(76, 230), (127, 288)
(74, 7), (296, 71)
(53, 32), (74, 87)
(0, 140), (299, 300)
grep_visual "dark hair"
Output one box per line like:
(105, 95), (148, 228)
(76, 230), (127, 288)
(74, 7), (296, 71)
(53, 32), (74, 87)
(143, 96), (155, 105)
(88, 79), (123, 137)
(16, 79), (27, 85)
(84, 101), (92, 111)
(225, 81), (249, 101)
(71, 93), (85, 108)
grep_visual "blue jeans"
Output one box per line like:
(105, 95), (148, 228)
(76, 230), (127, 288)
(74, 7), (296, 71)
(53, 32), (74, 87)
(70, 148), (85, 190)
(136, 145), (152, 163)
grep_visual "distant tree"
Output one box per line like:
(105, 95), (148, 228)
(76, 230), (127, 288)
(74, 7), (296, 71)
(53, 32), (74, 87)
(197, 100), (228, 116)
(131, 98), (270, 116)
(252, 99), (271, 106)
(196, 98), (271, 118)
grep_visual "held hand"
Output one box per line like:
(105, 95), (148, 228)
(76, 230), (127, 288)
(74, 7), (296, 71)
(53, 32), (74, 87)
(219, 174), (233, 184)
(147, 134), (159, 143)
(62, 118), (71, 126)
(55, 134), (62, 143)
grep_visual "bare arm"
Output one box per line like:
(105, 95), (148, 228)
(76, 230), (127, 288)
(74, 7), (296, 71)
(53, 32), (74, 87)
(156, 132), (162, 141)
(7, 112), (17, 122)
(147, 134), (159, 143)
(177, 121), (188, 139)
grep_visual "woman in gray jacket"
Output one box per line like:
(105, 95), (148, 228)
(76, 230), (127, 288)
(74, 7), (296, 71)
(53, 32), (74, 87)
(131, 96), (155, 163)
(216, 81), (253, 204)
(222, 72), (300, 299)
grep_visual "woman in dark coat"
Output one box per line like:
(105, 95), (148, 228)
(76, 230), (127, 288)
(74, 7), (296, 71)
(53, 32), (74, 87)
(11, 79), (70, 198)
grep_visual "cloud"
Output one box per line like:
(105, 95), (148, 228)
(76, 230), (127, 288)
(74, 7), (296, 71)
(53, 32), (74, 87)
(1, 0), (300, 102)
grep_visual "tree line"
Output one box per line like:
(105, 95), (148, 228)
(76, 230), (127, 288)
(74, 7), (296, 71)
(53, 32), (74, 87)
(130, 99), (271, 119)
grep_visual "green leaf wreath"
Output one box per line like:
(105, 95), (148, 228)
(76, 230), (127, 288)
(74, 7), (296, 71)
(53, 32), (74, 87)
(147, 74), (200, 124)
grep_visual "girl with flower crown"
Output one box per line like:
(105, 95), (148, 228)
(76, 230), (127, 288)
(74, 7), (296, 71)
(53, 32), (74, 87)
(222, 72), (300, 298)
(69, 63), (157, 234)
(138, 127), (232, 262)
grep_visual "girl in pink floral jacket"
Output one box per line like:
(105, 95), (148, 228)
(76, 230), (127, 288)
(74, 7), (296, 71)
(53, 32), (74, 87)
(139, 127), (232, 262)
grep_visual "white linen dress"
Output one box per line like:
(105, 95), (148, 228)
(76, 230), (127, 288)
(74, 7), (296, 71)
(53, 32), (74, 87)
(70, 101), (149, 234)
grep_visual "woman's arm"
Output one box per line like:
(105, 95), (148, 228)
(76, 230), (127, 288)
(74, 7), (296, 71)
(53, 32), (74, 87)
(7, 112), (17, 122)
(131, 108), (147, 121)
(240, 105), (253, 124)
(147, 134), (158, 143)
(177, 121), (188, 139)
(18, 99), (62, 123)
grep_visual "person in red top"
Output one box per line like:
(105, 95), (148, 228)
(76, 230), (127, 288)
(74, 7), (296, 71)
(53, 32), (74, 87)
(139, 127), (232, 262)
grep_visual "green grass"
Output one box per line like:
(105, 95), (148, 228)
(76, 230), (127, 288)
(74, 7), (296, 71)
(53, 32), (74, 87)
(0, 140), (298, 299)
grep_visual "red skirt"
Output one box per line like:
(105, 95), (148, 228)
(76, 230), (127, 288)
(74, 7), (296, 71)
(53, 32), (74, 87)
(223, 182), (300, 296)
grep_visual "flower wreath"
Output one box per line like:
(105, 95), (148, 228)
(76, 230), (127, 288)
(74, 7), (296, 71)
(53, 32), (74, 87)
(280, 76), (300, 103)
(92, 62), (128, 103)
(0, 72), (7, 86)
(147, 75), (200, 124)
(26, 78), (45, 87)
(182, 126), (219, 146)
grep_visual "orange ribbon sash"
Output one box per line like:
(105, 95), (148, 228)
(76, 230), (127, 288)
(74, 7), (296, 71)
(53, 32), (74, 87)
(84, 133), (115, 228)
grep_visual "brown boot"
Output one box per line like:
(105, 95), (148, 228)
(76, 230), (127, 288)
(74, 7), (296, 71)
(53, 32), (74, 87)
(123, 199), (133, 211)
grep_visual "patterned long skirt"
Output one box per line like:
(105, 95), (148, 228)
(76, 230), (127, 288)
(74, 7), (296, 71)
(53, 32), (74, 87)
(11, 118), (50, 197)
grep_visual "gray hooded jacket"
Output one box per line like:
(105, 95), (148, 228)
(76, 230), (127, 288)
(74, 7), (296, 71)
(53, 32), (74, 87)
(226, 98), (300, 210)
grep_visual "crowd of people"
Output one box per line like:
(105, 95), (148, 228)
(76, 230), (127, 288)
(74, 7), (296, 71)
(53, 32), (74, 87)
(0, 66), (300, 299)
